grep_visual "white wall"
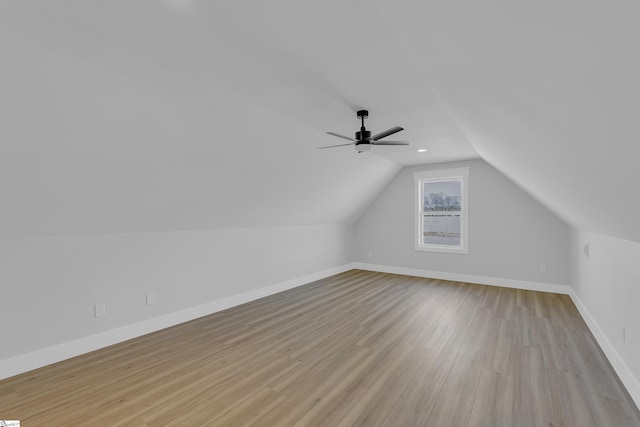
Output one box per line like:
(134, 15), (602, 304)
(354, 159), (570, 285)
(0, 224), (353, 365)
(570, 227), (640, 400)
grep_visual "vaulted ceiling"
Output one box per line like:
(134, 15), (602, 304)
(1, 1), (638, 242)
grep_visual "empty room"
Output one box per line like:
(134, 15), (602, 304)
(1, 1), (639, 426)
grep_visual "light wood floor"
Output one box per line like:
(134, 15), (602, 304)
(1, 270), (639, 426)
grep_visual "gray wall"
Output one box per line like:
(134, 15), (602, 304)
(0, 224), (353, 361)
(354, 159), (570, 285)
(570, 227), (640, 395)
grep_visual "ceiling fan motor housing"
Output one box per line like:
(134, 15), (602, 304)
(356, 130), (371, 140)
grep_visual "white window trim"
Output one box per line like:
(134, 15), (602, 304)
(414, 167), (469, 254)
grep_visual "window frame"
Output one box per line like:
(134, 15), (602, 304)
(414, 167), (469, 254)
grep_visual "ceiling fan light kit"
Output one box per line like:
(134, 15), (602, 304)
(319, 109), (410, 153)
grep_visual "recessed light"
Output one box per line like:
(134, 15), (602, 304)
(417, 148), (428, 153)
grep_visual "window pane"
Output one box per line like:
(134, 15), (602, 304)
(422, 181), (461, 211)
(422, 213), (461, 246)
(422, 180), (461, 246)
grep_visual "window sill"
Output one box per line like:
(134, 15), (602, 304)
(415, 244), (468, 254)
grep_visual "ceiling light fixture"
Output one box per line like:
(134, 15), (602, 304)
(417, 148), (428, 153)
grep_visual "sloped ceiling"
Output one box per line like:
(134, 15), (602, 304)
(1, 1), (638, 242)
(380, 0), (640, 243)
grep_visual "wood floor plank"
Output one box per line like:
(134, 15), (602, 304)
(1, 269), (639, 426)
(425, 346), (485, 426)
(376, 345), (455, 426)
(467, 369), (515, 427)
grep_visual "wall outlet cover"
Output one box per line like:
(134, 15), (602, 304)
(94, 303), (106, 317)
(584, 243), (590, 259)
(146, 293), (156, 306)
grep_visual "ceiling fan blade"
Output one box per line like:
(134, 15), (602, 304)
(371, 141), (410, 146)
(326, 132), (356, 141)
(371, 126), (404, 141)
(316, 142), (355, 149)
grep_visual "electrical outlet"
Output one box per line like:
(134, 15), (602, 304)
(94, 303), (106, 317)
(146, 292), (156, 306)
(583, 243), (590, 259)
(540, 264), (547, 273)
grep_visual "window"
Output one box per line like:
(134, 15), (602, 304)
(414, 167), (469, 254)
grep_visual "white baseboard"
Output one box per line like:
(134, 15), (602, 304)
(352, 262), (572, 294)
(0, 263), (355, 381)
(567, 289), (640, 409)
(4, 262), (639, 412)
(353, 262), (640, 410)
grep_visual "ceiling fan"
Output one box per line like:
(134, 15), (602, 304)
(319, 109), (410, 153)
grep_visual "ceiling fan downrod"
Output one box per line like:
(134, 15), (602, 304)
(356, 110), (370, 142)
